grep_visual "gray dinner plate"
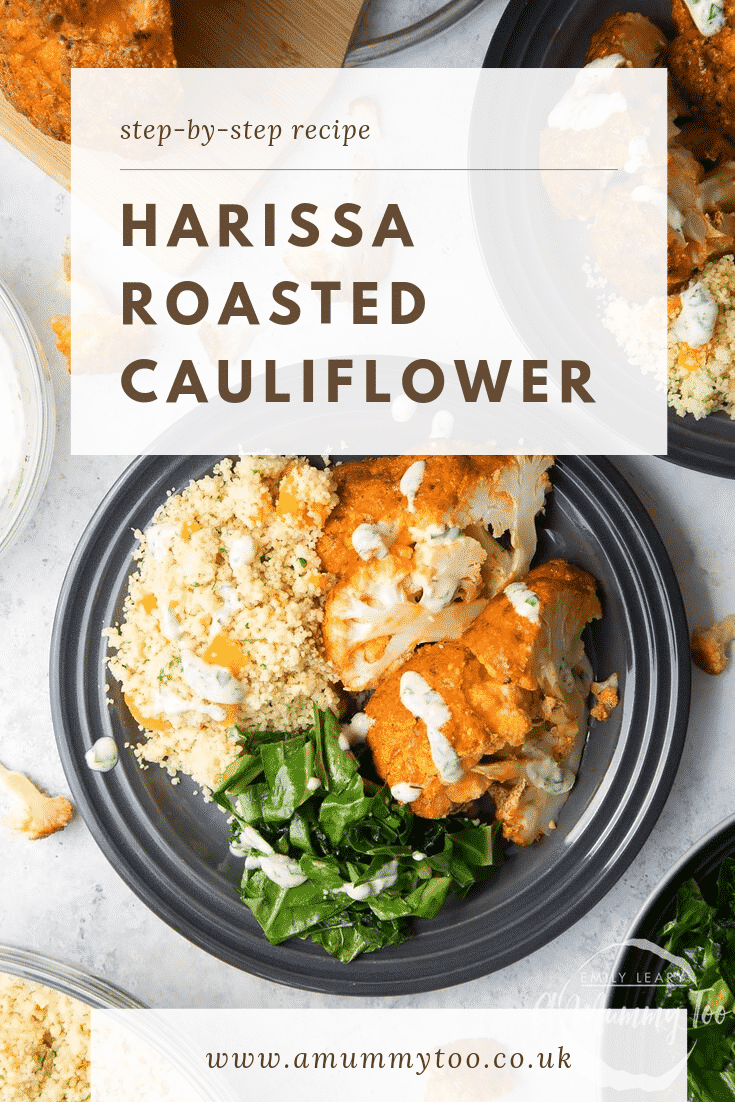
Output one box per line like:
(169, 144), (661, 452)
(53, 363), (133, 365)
(51, 455), (689, 995)
(481, 0), (735, 479)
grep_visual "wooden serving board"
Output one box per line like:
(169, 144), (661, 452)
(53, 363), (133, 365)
(0, 0), (368, 191)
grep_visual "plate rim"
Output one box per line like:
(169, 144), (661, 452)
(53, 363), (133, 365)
(50, 454), (691, 996)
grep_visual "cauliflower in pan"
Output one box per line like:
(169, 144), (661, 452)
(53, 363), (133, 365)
(364, 558), (612, 846)
(319, 455), (553, 690)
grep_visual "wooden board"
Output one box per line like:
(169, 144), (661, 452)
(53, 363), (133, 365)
(0, 89), (71, 189)
(0, 0), (368, 191)
(171, 0), (367, 68)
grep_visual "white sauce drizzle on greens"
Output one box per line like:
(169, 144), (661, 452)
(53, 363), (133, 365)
(215, 707), (502, 963)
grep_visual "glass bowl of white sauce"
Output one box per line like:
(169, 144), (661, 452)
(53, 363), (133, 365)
(0, 280), (55, 557)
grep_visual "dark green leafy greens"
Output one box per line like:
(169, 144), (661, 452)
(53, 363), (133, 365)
(656, 857), (735, 1101)
(213, 706), (503, 962)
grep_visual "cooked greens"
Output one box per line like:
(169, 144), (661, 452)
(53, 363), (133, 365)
(214, 706), (503, 962)
(656, 857), (735, 1101)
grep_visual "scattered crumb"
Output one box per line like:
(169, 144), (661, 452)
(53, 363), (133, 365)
(590, 672), (619, 721)
(51, 314), (71, 370)
(0, 762), (74, 839)
(52, 239), (71, 370)
(691, 614), (735, 675)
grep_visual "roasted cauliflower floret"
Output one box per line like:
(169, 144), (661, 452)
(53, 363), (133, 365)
(691, 613), (735, 674)
(486, 778), (541, 848)
(324, 554), (488, 693)
(668, 143), (735, 291)
(459, 558), (612, 845)
(584, 11), (669, 68)
(319, 455), (554, 690)
(590, 672), (620, 720)
(463, 559), (600, 704)
(365, 642), (535, 819)
(0, 762), (74, 840)
(669, 0), (735, 140)
(0, 0), (177, 143)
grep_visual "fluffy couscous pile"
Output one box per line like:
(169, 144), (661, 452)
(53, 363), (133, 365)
(0, 973), (90, 1102)
(668, 256), (735, 420)
(105, 455), (342, 792)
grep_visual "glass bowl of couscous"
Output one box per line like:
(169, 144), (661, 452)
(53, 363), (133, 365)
(0, 945), (142, 1102)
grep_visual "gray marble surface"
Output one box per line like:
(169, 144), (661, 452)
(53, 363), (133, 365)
(0, 1), (734, 1011)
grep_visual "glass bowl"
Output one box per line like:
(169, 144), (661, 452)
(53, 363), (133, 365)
(0, 944), (144, 1009)
(0, 279), (56, 559)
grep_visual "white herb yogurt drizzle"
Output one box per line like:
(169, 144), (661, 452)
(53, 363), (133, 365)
(84, 736), (119, 772)
(525, 755), (576, 795)
(181, 649), (244, 705)
(399, 460), (426, 513)
(399, 671), (462, 783)
(351, 522), (394, 561)
(390, 781), (422, 803)
(145, 523), (176, 561)
(683, 0), (725, 36)
(548, 71), (627, 131)
(584, 53), (627, 68)
(338, 860), (398, 900)
(672, 283), (719, 347)
(228, 534), (256, 569)
(504, 581), (541, 623)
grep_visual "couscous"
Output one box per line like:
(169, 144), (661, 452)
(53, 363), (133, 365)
(0, 972), (90, 1102)
(106, 455), (341, 791)
(668, 256), (735, 420)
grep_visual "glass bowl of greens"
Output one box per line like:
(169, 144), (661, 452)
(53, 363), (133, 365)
(607, 812), (735, 1100)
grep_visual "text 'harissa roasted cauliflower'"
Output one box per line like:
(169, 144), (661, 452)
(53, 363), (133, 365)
(319, 455), (554, 691)
(363, 559), (610, 845)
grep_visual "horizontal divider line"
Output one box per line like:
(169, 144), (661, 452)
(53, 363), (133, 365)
(117, 166), (620, 171)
